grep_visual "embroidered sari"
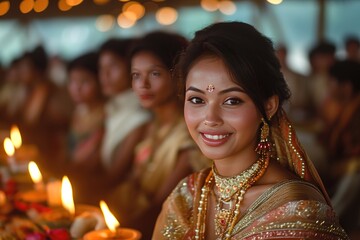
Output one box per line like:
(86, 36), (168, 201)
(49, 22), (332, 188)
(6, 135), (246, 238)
(152, 110), (349, 239)
(108, 118), (209, 221)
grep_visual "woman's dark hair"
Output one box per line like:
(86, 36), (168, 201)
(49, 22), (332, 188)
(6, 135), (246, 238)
(22, 45), (48, 73)
(329, 59), (360, 94)
(99, 38), (134, 66)
(68, 52), (99, 76)
(177, 21), (290, 120)
(129, 31), (188, 71)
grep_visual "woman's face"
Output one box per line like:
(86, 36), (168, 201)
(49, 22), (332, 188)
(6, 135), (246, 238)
(68, 68), (99, 105)
(131, 51), (176, 109)
(184, 55), (262, 161)
(98, 51), (130, 97)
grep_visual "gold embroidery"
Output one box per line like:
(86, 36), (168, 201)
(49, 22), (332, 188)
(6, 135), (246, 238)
(162, 213), (186, 239)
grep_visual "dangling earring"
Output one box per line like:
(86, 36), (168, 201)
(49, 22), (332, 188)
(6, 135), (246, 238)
(255, 117), (272, 157)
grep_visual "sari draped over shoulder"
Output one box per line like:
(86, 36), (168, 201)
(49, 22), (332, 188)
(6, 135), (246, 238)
(109, 117), (209, 222)
(152, 110), (349, 240)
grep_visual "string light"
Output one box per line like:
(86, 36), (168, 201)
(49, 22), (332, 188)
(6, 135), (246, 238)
(0, 0), (10, 16)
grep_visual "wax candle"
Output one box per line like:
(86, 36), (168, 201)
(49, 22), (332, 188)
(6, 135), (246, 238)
(46, 180), (62, 207)
(83, 228), (141, 240)
(83, 200), (142, 240)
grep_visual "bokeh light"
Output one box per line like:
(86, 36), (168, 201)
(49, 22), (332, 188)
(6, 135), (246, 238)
(0, 1), (10, 16)
(34, 0), (49, 13)
(96, 14), (115, 32)
(66, 0), (83, 7)
(200, 0), (218, 12)
(123, 1), (145, 20)
(58, 0), (72, 11)
(156, 7), (178, 25)
(117, 12), (136, 28)
(20, 0), (34, 14)
(267, 0), (283, 5)
(219, 0), (236, 15)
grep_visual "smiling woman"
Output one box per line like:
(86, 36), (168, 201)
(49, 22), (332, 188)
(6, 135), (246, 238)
(152, 21), (349, 240)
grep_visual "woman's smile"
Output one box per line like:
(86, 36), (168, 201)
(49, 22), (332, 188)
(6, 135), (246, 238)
(200, 132), (232, 147)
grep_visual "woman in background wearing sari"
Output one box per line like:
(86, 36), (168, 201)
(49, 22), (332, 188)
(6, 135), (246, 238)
(107, 31), (209, 239)
(153, 22), (348, 240)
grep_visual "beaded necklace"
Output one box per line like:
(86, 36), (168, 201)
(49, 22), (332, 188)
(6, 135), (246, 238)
(194, 156), (269, 240)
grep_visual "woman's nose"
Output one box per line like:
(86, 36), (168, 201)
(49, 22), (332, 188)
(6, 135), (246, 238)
(203, 104), (223, 127)
(138, 76), (150, 89)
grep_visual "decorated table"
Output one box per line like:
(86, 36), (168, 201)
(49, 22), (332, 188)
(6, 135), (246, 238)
(0, 126), (141, 240)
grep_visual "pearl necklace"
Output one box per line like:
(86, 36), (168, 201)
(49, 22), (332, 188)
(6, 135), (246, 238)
(194, 156), (269, 240)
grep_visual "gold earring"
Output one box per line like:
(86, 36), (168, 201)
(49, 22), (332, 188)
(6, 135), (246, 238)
(255, 118), (272, 157)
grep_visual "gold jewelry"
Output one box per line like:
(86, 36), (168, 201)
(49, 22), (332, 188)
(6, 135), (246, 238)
(195, 155), (269, 240)
(206, 84), (215, 92)
(255, 118), (272, 157)
(212, 159), (265, 201)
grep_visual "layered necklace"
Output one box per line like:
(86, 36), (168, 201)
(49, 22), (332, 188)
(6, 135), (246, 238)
(194, 156), (269, 240)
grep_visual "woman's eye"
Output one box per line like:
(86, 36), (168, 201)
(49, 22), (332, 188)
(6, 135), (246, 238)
(188, 97), (204, 104)
(131, 72), (140, 80)
(224, 98), (242, 105)
(151, 71), (161, 77)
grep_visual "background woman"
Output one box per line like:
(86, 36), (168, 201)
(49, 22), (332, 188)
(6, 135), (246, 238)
(153, 22), (348, 239)
(107, 31), (209, 238)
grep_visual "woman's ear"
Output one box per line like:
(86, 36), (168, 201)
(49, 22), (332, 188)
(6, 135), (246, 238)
(265, 95), (279, 119)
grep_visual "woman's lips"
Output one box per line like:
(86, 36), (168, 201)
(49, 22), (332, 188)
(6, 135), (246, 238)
(139, 94), (154, 100)
(200, 132), (231, 147)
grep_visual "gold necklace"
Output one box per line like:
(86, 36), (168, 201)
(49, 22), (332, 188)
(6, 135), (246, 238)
(212, 159), (265, 201)
(195, 156), (269, 240)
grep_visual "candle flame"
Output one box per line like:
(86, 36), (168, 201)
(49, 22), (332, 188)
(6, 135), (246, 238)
(28, 161), (43, 184)
(100, 200), (120, 233)
(3, 137), (15, 157)
(10, 125), (22, 149)
(61, 176), (75, 216)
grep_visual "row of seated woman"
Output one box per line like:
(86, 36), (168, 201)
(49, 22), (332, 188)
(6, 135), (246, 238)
(0, 31), (211, 239)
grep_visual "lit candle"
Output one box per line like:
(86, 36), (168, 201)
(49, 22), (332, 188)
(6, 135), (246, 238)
(3, 137), (17, 172)
(61, 176), (75, 217)
(10, 125), (22, 149)
(28, 161), (45, 191)
(83, 201), (141, 240)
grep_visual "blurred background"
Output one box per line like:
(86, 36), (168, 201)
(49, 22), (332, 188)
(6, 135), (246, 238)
(0, 0), (359, 239)
(0, 0), (359, 76)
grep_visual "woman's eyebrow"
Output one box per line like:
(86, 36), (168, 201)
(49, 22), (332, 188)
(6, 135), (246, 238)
(219, 87), (244, 94)
(186, 86), (244, 94)
(186, 86), (205, 93)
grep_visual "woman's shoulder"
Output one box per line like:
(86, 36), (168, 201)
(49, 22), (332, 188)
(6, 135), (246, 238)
(238, 180), (349, 239)
(250, 179), (327, 209)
